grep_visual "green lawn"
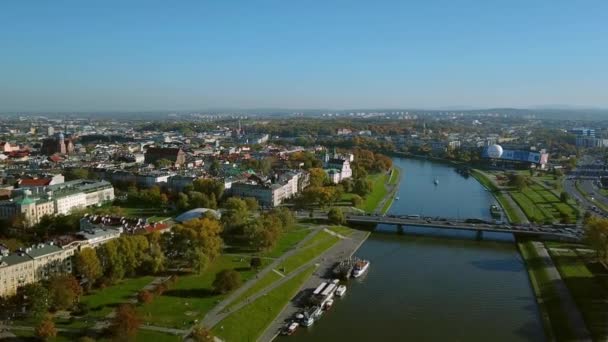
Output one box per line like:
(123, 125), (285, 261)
(548, 245), (608, 340)
(388, 167), (400, 185)
(327, 225), (355, 236)
(470, 169), (500, 192)
(213, 266), (316, 342)
(361, 173), (389, 212)
(81, 276), (155, 319)
(137, 255), (256, 329)
(470, 169), (525, 224)
(264, 226), (312, 259)
(278, 231), (339, 274)
(226, 228), (345, 310)
(225, 271), (283, 311)
(509, 184), (578, 223)
(495, 192), (522, 224)
(518, 241), (572, 341)
(136, 329), (182, 342)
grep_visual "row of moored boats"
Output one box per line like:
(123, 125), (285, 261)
(282, 259), (370, 336)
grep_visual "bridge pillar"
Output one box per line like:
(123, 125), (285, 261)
(476, 230), (483, 241)
(397, 224), (404, 235)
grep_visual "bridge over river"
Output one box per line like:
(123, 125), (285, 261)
(297, 212), (583, 242)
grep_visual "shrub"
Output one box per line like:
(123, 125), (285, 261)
(137, 290), (154, 304)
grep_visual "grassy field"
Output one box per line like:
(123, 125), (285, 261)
(470, 169), (500, 192)
(547, 243), (608, 340)
(518, 241), (573, 341)
(495, 192), (522, 224)
(278, 231), (340, 274)
(388, 167), (400, 185)
(213, 266), (316, 342)
(264, 226), (312, 258)
(135, 330), (182, 342)
(80, 276), (155, 319)
(327, 225), (355, 236)
(361, 172), (389, 212)
(226, 228), (346, 310)
(137, 255), (256, 329)
(510, 184), (578, 223)
(470, 169), (524, 224)
(225, 271), (283, 311)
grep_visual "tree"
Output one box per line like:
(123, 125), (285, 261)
(109, 304), (140, 341)
(97, 239), (125, 283)
(221, 197), (250, 234)
(244, 197), (260, 211)
(177, 192), (190, 210)
(137, 290), (154, 304)
(186, 247), (210, 274)
(560, 191), (570, 203)
(48, 274), (82, 310)
(35, 314), (57, 340)
(353, 178), (372, 196)
(585, 217), (608, 263)
(351, 194), (363, 207)
(328, 207), (346, 225)
(65, 167), (91, 181)
(245, 220), (281, 251)
(18, 283), (49, 319)
(212, 269), (242, 294)
(74, 248), (102, 290)
(191, 326), (215, 342)
(155, 158), (174, 168)
(308, 168), (328, 187)
(172, 217), (223, 261)
(507, 174), (529, 190)
(269, 207), (295, 230)
(209, 159), (221, 176)
(193, 178), (225, 200)
(250, 257), (262, 270)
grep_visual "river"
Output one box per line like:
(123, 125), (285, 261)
(281, 157), (545, 342)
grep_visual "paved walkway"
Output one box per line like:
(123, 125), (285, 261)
(195, 225), (324, 331)
(532, 242), (591, 341)
(258, 229), (370, 342)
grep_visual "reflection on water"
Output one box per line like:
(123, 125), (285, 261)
(280, 158), (544, 342)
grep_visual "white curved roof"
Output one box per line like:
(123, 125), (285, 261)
(174, 208), (221, 223)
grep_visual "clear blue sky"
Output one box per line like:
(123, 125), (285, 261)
(1, 0), (607, 111)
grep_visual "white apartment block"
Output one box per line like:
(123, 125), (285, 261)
(0, 243), (75, 297)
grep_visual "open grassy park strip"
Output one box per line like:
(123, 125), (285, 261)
(471, 169), (579, 224)
(361, 172), (390, 212)
(518, 241), (572, 341)
(137, 256), (256, 329)
(278, 230), (340, 273)
(546, 242), (608, 340)
(510, 184), (578, 223)
(212, 266), (316, 342)
(223, 226), (352, 312)
(470, 169), (523, 224)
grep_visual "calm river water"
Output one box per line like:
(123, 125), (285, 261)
(281, 158), (544, 342)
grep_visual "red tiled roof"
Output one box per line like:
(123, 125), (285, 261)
(19, 178), (52, 187)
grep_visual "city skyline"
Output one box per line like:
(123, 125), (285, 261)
(1, 0), (607, 111)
